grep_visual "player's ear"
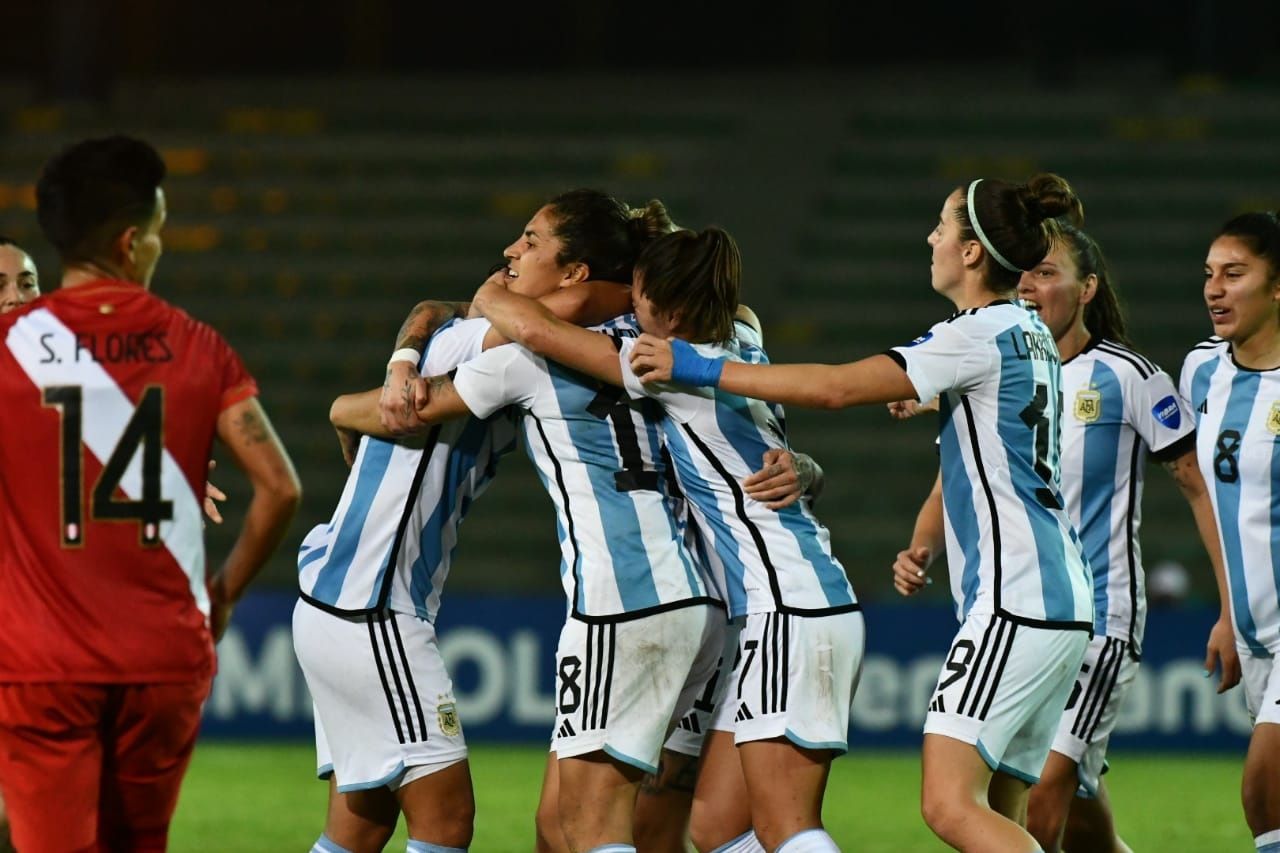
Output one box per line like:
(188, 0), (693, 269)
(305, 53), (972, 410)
(561, 262), (590, 287)
(1079, 273), (1099, 306)
(114, 224), (140, 267)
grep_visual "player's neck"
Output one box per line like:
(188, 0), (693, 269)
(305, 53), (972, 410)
(60, 262), (143, 291)
(1055, 322), (1092, 362)
(1231, 324), (1280, 370)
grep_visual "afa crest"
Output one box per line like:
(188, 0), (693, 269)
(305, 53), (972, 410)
(1267, 402), (1280, 436)
(1074, 389), (1102, 423)
(438, 701), (461, 737)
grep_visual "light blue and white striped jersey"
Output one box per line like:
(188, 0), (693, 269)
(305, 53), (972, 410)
(452, 315), (713, 623)
(1180, 337), (1280, 654)
(1060, 337), (1195, 654)
(297, 318), (518, 622)
(889, 301), (1093, 630)
(617, 326), (857, 620)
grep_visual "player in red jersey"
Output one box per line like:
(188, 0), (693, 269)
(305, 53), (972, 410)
(0, 136), (301, 853)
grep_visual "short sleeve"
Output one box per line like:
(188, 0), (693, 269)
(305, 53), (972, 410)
(617, 336), (674, 401)
(421, 317), (492, 375)
(215, 337), (258, 411)
(451, 343), (540, 418)
(1126, 368), (1195, 460)
(888, 319), (994, 403)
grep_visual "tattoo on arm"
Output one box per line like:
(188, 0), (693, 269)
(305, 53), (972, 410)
(395, 303), (432, 352)
(236, 409), (270, 445)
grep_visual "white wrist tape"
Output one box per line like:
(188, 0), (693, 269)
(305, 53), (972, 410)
(387, 348), (421, 367)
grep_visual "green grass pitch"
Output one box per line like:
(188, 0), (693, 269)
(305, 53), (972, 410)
(170, 743), (1251, 851)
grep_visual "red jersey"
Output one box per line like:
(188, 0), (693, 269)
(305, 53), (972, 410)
(0, 280), (257, 683)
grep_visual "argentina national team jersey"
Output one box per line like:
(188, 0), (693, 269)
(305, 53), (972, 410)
(452, 314), (713, 623)
(297, 318), (518, 622)
(1059, 338), (1195, 655)
(889, 301), (1093, 630)
(617, 325), (858, 620)
(1181, 337), (1280, 654)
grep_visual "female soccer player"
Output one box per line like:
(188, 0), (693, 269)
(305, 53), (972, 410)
(628, 175), (1093, 852)
(462, 227), (862, 853)
(896, 223), (1240, 852)
(1179, 211), (1280, 853)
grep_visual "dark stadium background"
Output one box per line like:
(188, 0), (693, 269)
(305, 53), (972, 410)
(2, 0), (1278, 607)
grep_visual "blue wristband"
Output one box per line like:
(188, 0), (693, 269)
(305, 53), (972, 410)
(669, 338), (725, 388)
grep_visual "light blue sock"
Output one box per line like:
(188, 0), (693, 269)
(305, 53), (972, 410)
(583, 846), (635, 853)
(311, 834), (356, 853)
(406, 841), (466, 853)
(1256, 827), (1280, 852)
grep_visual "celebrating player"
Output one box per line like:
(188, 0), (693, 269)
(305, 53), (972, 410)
(1179, 211), (1280, 853)
(628, 175), (1093, 852)
(466, 226), (863, 853)
(0, 136), (300, 853)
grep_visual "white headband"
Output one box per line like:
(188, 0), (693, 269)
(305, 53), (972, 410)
(966, 179), (1022, 273)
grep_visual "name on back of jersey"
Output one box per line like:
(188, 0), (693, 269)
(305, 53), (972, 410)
(1008, 329), (1059, 365)
(37, 331), (175, 365)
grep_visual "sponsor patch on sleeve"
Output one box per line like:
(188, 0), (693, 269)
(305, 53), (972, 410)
(1152, 395), (1181, 430)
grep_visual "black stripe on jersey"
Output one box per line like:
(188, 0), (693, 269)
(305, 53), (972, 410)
(1192, 336), (1224, 351)
(963, 617), (1012, 718)
(1097, 340), (1157, 375)
(1085, 642), (1127, 742)
(679, 424), (861, 618)
(759, 614), (772, 716)
(1148, 431), (1195, 466)
(389, 613), (429, 739)
(377, 614), (419, 742)
(531, 414), (585, 620)
(1071, 638), (1113, 738)
(996, 608), (1094, 633)
(1124, 441), (1144, 661)
(366, 614), (406, 744)
(583, 624), (596, 731)
(883, 349), (908, 372)
(961, 397), (1004, 610)
(1095, 343), (1153, 380)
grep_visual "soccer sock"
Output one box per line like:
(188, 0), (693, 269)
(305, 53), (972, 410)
(311, 835), (356, 853)
(406, 841), (467, 853)
(709, 831), (767, 853)
(582, 846), (635, 853)
(1256, 828), (1280, 852)
(775, 828), (840, 852)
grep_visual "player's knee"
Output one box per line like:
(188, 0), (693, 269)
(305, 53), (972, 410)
(1241, 769), (1273, 834)
(920, 788), (973, 845)
(1025, 785), (1067, 847)
(534, 801), (565, 853)
(688, 803), (741, 853)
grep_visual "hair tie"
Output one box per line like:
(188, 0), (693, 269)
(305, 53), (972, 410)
(967, 179), (1022, 273)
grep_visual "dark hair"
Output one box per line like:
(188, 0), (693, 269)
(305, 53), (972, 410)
(1053, 223), (1129, 346)
(956, 173), (1084, 291)
(1216, 210), (1280, 279)
(36, 135), (166, 263)
(545, 189), (674, 284)
(0, 235), (17, 248)
(635, 227), (740, 343)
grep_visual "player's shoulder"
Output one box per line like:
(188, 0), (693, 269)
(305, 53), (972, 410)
(1086, 339), (1160, 381)
(1180, 336), (1228, 372)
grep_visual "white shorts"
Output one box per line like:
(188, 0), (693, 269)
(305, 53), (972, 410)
(924, 612), (1088, 784)
(1242, 650), (1280, 726)
(709, 609), (865, 753)
(665, 616), (740, 757)
(551, 604), (712, 774)
(1049, 635), (1139, 797)
(293, 600), (467, 793)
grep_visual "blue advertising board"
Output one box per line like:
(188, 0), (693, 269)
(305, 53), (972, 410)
(202, 592), (1252, 751)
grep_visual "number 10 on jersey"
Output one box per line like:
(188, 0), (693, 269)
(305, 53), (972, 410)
(42, 384), (173, 547)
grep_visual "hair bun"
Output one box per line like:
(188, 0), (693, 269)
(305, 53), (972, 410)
(627, 199), (676, 243)
(1018, 173), (1084, 227)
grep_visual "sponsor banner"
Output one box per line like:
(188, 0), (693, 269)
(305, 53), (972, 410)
(202, 592), (1252, 750)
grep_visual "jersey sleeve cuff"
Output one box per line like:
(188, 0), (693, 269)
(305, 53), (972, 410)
(219, 380), (260, 411)
(1148, 431), (1196, 464)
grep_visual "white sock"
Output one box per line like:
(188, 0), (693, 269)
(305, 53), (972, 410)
(1256, 827), (1280, 852)
(775, 828), (840, 852)
(584, 846), (635, 853)
(311, 834), (355, 853)
(710, 830), (767, 853)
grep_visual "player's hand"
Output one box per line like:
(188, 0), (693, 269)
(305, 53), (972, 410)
(743, 449), (806, 509)
(1204, 616), (1241, 693)
(892, 546), (932, 597)
(203, 460), (226, 524)
(887, 397), (938, 419)
(380, 360), (428, 435)
(208, 572), (234, 642)
(630, 333), (674, 383)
